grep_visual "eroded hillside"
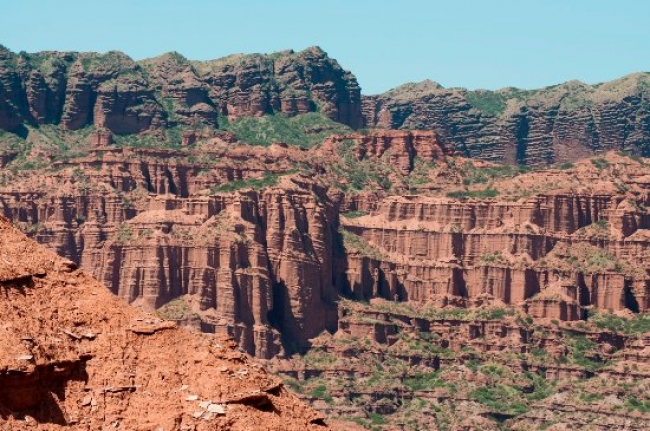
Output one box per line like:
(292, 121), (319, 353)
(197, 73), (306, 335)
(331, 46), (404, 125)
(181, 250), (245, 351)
(0, 215), (326, 430)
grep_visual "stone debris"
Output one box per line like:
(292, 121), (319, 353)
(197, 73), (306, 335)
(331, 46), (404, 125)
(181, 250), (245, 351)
(206, 403), (225, 414)
(129, 320), (177, 335)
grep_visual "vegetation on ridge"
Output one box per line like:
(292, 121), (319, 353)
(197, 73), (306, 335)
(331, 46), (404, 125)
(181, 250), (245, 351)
(225, 112), (352, 148)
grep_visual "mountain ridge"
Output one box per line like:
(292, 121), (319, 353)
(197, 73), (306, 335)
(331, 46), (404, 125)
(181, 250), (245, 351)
(2, 45), (650, 166)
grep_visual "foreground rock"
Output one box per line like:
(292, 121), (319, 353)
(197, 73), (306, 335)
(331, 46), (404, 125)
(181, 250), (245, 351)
(0, 216), (326, 430)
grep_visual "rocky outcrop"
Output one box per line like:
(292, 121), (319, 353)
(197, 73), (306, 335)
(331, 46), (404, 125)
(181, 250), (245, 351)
(321, 130), (450, 175)
(4, 46), (650, 165)
(0, 215), (327, 430)
(0, 46), (362, 135)
(338, 193), (650, 318)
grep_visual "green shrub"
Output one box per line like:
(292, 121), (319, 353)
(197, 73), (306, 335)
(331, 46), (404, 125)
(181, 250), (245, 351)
(226, 112), (351, 148)
(115, 223), (133, 242)
(403, 371), (443, 391)
(368, 412), (386, 425)
(339, 228), (385, 260)
(342, 210), (368, 218)
(447, 188), (499, 199)
(625, 396), (650, 413)
(310, 384), (328, 398)
(476, 307), (512, 320)
(591, 158), (610, 170)
(469, 385), (529, 416)
(156, 297), (191, 320)
(564, 333), (607, 371)
(588, 311), (650, 335)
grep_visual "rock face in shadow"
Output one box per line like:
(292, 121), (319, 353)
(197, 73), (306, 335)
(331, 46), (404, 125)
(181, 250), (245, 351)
(362, 77), (650, 166)
(0, 215), (328, 430)
(0, 46), (362, 134)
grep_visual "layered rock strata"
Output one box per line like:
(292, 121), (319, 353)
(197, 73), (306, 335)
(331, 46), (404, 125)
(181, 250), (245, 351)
(3, 46), (650, 165)
(267, 299), (650, 430)
(0, 135), (648, 362)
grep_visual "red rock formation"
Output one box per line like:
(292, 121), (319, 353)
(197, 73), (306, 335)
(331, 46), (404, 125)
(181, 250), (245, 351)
(93, 79), (164, 134)
(334, 165), (650, 318)
(268, 298), (650, 430)
(0, 139), (648, 360)
(89, 129), (113, 147)
(0, 150), (338, 358)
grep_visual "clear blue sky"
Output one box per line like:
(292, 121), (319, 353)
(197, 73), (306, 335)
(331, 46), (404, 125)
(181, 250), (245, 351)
(2, 0), (649, 94)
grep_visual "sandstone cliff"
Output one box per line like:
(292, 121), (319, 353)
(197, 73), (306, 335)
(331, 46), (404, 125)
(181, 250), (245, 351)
(0, 119), (649, 429)
(3, 46), (650, 165)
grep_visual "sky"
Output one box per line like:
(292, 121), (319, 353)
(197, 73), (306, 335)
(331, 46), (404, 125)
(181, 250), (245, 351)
(1, 0), (649, 94)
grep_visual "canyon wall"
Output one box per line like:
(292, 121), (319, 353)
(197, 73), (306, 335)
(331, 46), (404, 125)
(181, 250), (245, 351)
(0, 172), (339, 358)
(338, 194), (650, 316)
(0, 133), (648, 359)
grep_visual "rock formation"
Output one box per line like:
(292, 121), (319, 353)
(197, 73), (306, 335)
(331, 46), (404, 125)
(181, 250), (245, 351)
(267, 299), (650, 430)
(1, 44), (650, 428)
(0, 215), (327, 430)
